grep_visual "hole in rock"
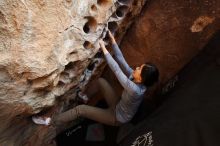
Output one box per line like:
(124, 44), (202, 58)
(64, 61), (82, 73)
(115, 5), (129, 18)
(87, 62), (96, 71)
(69, 50), (77, 56)
(97, 0), (112, 6)
(65, 62), (75, 70)
(87, 58), (102, 71)
(83, 41), (94, 49)
(108, 21), (118, 34)
(91, 4), (97, 11)
(83, 24), (90, 33)
(94, 51), (103, 58)
(83, 17), (97, 33)
(58, 81), (65, 87)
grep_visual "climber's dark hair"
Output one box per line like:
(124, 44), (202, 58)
(141, 63), (159, 87)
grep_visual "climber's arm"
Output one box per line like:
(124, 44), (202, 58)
(108, 31), (133, 77)
(99, 40), (138, 95)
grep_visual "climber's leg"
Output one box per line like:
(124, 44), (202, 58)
(83, 79), (100, 99)
(83, 77), (119, 108)
(97, 78), (119, 108)
(53, 104), (120, 126)
(32, 78), (119, 126)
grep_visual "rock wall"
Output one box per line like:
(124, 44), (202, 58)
(0, 0), (146, 145)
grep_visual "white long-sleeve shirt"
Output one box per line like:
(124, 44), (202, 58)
(104, 43), (147, 123)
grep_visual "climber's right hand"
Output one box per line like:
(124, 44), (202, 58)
(99, 39), (105, 49)
(108, 30), (116, 44)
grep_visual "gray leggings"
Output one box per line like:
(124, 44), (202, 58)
(53, 78), (121, 126)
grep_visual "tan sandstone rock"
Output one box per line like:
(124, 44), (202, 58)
(0, 0), (146, 145)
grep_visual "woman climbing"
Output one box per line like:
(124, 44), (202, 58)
(32, 30), (159, 126)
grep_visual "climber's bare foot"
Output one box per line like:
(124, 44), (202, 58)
(32, 116), (51, 126)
